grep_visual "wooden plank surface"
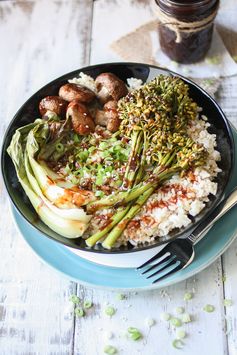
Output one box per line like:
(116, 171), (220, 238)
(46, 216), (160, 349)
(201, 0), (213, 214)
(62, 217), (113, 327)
(0, 0), (237, 354)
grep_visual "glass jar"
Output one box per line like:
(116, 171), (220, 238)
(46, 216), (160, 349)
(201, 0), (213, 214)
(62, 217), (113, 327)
(155, 0), (219, 64)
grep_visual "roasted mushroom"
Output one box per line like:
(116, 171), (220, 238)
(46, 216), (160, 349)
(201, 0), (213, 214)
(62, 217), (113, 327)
(39, 96), (68, 117)
(59, 83), (95, 103)
(95, 100), (121, 133)
(66, 100), (95, 135)
(95, 73), (128, 104)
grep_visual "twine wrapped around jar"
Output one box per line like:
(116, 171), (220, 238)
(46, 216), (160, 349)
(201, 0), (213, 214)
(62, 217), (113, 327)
(156, 6), (219, 43)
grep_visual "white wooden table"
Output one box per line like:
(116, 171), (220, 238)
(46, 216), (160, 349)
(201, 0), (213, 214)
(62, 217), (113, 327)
(0, 1), (237, 354)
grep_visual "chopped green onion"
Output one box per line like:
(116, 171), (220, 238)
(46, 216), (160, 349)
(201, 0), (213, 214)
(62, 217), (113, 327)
(73, 133), (80, 143)
(224, 299), (233, 307)
(69, 294), (80, 304)
(99, 142), (108, 150)
(203, 304), (215, 313)
(145, 318), (155, 327)
(88, 146), (96, 153)
(172, 339), (184, 349)
(104, 345), (117, 354)
(77, 151), (89, 161)
(95, 190), (105, 198)
(175, 307), (184, 315)
(95, 174), (104, 186)
(127, 327), (143, 341)
(75, 307), (84, 317)
(105, 306), (116, 317)
(181, 313), (191, 323)
(176, 329), (186, 339)
(56, 143), (64, 153)
(116, 293), (125, 300)
(184, 292), (193, 301)
(115, 179), (123, 187)
(160, 312), (171, 321)
(83, 300), (93, 309)
(170, 318), (182, 327)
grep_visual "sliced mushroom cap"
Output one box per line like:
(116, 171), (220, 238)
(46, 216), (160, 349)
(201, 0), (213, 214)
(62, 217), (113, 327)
(39, 96), (68, 117)
(95, 109), (108, 127)
(95, 72), (128, 104)
(59, 83), (95, 103)
(66, 100), (95, 135)
(95, 100), (121, 133)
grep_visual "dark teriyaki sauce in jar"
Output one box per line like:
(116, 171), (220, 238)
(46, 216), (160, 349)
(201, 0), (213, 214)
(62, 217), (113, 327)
(155, 0), (219, 64)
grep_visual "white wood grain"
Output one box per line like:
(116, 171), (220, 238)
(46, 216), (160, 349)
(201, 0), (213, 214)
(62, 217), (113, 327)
(73, 261), (228, 355)
(218, 75), (237, 355)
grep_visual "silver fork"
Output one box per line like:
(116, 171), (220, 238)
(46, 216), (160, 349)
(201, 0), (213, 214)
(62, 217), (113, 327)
(137, 186), (237, 284)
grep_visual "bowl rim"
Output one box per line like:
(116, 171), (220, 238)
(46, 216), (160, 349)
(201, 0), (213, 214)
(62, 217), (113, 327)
(1, 61), (235, 254)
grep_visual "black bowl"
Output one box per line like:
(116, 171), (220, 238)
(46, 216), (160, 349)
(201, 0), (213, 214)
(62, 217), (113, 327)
(1, 62), (235, 254)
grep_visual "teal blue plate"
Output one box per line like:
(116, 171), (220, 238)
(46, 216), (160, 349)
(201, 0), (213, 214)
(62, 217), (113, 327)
(12, 127), (237, 291)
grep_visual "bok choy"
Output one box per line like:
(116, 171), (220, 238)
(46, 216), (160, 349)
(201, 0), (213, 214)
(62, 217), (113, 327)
(7, 119), (92, 238)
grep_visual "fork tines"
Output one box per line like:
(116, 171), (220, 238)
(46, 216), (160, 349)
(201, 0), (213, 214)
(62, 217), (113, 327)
(136, 244), (183, 283)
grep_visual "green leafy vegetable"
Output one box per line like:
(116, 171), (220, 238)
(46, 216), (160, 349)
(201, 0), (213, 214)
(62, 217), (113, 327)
(7, 119), (92, 239)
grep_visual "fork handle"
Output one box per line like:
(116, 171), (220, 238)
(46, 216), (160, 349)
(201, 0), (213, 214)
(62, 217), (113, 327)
(188, 186), (237, 245)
